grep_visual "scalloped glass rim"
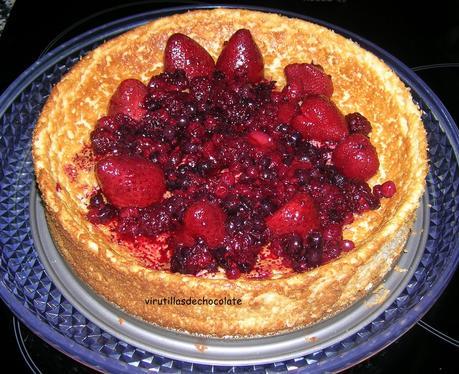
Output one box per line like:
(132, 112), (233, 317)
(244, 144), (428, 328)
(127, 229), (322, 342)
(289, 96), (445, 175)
(0, 5), (457, 373)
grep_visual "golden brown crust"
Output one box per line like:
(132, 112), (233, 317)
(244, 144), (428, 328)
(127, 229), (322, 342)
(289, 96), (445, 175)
(33, 9), (428, 337)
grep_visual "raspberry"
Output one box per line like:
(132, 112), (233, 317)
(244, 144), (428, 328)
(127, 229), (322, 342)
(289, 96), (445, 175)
(346, 112), (372, 136)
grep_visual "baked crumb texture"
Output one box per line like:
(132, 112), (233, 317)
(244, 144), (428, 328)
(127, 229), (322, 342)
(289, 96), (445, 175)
(33, 9), (428, 337)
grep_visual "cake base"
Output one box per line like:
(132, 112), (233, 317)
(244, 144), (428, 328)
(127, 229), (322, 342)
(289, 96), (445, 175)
(45, 210), (412, 337)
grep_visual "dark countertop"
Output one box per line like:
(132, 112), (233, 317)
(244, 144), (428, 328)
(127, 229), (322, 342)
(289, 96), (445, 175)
(0, 1), (458, 373)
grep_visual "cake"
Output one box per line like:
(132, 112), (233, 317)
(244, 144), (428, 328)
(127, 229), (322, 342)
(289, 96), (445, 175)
(32, 8), (428, 337)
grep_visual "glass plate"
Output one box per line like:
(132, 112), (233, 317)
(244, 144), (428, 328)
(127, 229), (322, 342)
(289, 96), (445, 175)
(0, 5), (458, 373)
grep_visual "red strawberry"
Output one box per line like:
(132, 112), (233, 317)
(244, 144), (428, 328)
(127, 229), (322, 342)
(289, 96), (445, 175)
(332, 134), (380, 181)
(284, 63), (333, 99)
(277, 101), (299, 123)
(183, 201), (226, 247)
(281, 81), (303, 102)
(216, 29), (264, 83)
(108, 79), (148, 121)
(291, 95), (348, 142)
(164, 33), (215, 79)
(266, 193), (320, 236)
(96, 155), (166, 208)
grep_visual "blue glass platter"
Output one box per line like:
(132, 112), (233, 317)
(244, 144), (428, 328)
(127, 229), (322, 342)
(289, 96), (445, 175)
(0, 5), (458, 373)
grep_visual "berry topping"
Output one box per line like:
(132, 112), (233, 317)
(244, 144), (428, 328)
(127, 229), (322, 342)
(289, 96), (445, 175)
(215, 234), (260, 277)
(266, 193), (320, 236)
(90, 128), (118, 155)
(276, 231), (323, 272)
(183, 201), (226, 247)
(373, 180), (396, 198)
(381, 180), (396, 197)
(346, 112), (372, 136)
(87, 202), (118, 224)
(332, 134), (380, 181)
(89, 191), (105, 208)
(148, 69), (189, 92)
(216, 29), (264, 83)
(170, 238), (217, 275)
(85, 30), (397, 278)
(284, 63), (334, 99)
(247, 131), (275, 150)
(164, 33), (215, 79)
(108, 79), (148, 121)
(340, 240), (355, 251)
(277, 101), (299, 123)
(291, 95), (348, 142)
(96, 155), (166, 208)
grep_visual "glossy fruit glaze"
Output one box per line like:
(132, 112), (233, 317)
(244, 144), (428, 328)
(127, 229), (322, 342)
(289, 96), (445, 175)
(85, 29), (396, 279)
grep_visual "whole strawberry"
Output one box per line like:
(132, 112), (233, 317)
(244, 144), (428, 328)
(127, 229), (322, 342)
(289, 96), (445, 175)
(108, 79), (148, 121)
(291, 95), (348, 142)
(266, 192), (320, 236)
(96, 155), (166, 208)
(164, 33), (215, 79)
(277, 101), (299, 123)
(216, 29), (264, 83)
(283, 63), (333, 100)
(332, 134), (380, 181)
(183, 201), (226, 247)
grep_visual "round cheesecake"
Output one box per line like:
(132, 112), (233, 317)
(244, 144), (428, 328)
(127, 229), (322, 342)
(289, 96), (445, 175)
(33, 8), (428, 337)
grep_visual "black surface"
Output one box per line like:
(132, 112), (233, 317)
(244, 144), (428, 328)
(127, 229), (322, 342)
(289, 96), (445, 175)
(0, 1), (458, 373)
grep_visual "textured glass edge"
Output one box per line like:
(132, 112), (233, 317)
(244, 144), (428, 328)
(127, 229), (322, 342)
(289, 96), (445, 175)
(0, 5), (457, 373)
